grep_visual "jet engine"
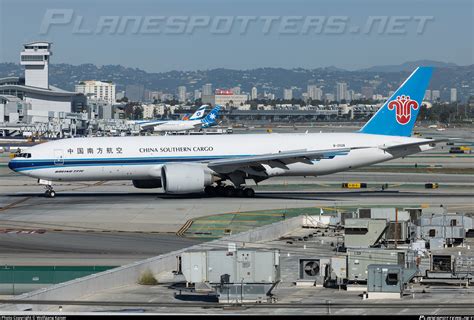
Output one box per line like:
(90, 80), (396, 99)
(132, 179), (162, 189)
(161, 163), (214, 194)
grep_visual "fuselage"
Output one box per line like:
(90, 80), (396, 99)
(130, 119), (202, 132)
(8, 133), (431, 182)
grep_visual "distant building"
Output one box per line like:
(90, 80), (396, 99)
(201, 83), (213, 104)
(0, 42), (85, 123)
(201, 88), (248, 107)
(232, 86), (241, 95)
(143, 104), (162, 119)
(115, 91), (125, 101)
(324, 93), (335, 102)
(307, 85), (322, 101)
(178, 86), (187, 102)
(202, 83), (212, 96)
(432, 90), (440, 101)
(450, 88), (457, 103)
(424, 90), (432, 101)
(264, 92), (275, 100)
(194, 90), (201, 101)
(146, 91), (161, 101)
(75, 80), (116, 104)
(126, 84), (145, 102)
(336, 82), (348, 102)
(283, 88), (293, 100)
(251, 87), (257, 100)
(362, 86), (374, 99)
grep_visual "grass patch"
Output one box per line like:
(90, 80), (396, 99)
(138, 269), (158, 285)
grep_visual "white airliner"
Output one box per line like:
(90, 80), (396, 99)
(9, 67), (448, 198)
(130, 105), (221, 132)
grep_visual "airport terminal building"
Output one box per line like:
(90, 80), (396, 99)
(0, 42), (86, 124)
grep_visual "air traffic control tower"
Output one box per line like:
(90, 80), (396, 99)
(20, 42), (52, 89)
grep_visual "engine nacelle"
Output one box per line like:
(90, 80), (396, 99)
(132, 179), (162, 189)
(161, 163), (213, 194)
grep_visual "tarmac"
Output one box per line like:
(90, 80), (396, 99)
(0, 126), (472, 273)
(18, 227), (474, 315)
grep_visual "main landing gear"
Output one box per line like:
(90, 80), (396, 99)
(204, 185), (255, 198)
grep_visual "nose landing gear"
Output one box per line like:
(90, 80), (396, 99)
(44, 185), (56, 198)
(38, 179), (56, 198)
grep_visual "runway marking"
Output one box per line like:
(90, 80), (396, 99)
(176, 219), (193, 237)
(0, 197), (31, 212)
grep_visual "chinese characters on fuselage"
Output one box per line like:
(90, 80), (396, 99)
(67, 147), (123, 155)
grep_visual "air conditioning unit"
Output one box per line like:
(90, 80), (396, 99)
(299, 259), (321, 280)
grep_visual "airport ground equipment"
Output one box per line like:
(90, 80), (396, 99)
(418, 213), (472, 246)
(386, 221), (410, 244)
(341, 182), (367, 189)
(344, 219), (388, 248)
(367, 264), (417, 299)
(347, 248), (416, 283)
(425, 254), (474, 280)
(297, 258), (330, 286)
(181, 249), (280, 303)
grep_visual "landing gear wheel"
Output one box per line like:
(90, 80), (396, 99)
(234, 188), (244, 198)
(216, 185), (226, 197)
(44, 190), (56, 198)
(43, 185), (56, 198)
(204, 186), (216, 197)
(243, 188), (255, 198)
(224, 186), (236, 197)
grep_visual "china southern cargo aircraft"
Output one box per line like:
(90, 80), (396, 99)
(131, 105), (221, 132)
(9, 67), (448, 198)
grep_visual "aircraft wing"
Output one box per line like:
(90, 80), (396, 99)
(207, 147), (351, 173)
(380, 138), (458, 152)
(138, 121), (165, 129)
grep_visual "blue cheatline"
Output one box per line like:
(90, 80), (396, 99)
(358, 67), (433, 137)
(8, 150), (349, 172)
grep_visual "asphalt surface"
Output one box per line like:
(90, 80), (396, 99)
(0, 125), (472, 266)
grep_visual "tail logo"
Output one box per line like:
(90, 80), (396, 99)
(388, 95), (419, 125)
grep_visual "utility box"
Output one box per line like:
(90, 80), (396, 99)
(386, 221), (409, 243)
(329, 256), (347, 286)
(181, 249), (280, 284)
(367, 264), (404, 299)
(347, 248), (414, 282)
(181, 249), (280, 303)
(344, 219), (387, 248)
(297, 258), (330, 286)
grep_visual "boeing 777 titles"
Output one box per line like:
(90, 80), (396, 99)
(9, 67), (450, 198)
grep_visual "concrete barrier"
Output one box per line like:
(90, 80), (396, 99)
(1, 215), (304, 311)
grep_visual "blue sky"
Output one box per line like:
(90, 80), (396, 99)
(0, 0), (472, 72)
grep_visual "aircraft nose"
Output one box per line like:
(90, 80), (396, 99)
(8, 159), (17, 171)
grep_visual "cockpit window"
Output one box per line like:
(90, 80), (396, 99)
(14, 153), (32, 158)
